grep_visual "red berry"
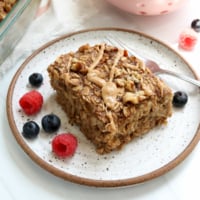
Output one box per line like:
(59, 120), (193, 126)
(19, 90), (43, 115)
(52, 133), (78, 158)
(178, 28), (198, 51)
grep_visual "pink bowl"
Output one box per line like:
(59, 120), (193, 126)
(106, 0), (188, 15)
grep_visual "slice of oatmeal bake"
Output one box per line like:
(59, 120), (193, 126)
(48, 43), (172, 154)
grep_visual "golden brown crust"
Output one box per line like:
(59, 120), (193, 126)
(0, 0), (17, 22)
(48, 43), (173, 154)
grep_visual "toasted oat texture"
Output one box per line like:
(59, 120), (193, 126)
(0, 0), (17, 22)
(48, 43), (173, 154)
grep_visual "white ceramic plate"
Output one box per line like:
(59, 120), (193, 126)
(7, 28), (200, 187)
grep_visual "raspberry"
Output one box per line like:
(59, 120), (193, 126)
(52, 133), (78, 158)
(19, 90), (43, 115)
(178, 28), (198, 51)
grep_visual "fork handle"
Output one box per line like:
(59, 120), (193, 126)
(158, 69), (200, 87)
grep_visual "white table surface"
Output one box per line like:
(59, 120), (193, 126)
(0, 0), (200, 199)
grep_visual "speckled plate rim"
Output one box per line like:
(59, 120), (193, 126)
(6, 28), (200, 188)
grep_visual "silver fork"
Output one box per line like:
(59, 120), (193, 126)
(106, 36), (200, 87)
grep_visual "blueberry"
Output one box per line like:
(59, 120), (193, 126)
(42, 114), (61, 133)
(22, 121), (40, 139)
(29, 73), (43, 87)
(191, 19), (200, 32)
(172, 91), (188, 108)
